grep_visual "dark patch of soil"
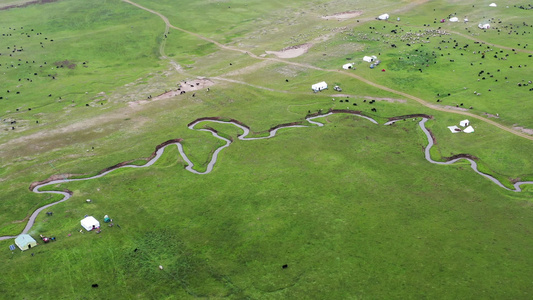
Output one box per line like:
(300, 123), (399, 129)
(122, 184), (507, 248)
(443, 153), (479, 161)
(270, 121), (303, 131)
(0, 0), (59, 11)
(388, 114), (432, 121)
(188, 117), (250, 130)
(306, 108), (363, 118)
(425, 127), (437, 144)
(54, 60), (76, 69)
(29, 174), (79, 191)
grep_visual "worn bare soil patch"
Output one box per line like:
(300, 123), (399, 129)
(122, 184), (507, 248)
(322, 10), (363, 20)
(265, 43), (312, 58)
(54, 60), (77, 69)
(129, 78), (215, 107)
(331, 94), (407, 103)
(0, 0), (57, 10)
(443, 105), (468, 112)
(512, 125), (533, 135)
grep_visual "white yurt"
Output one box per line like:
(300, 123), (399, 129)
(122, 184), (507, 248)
(378, 13), (389, 20)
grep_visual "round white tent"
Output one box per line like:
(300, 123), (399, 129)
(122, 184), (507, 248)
(449, 17), (459, 22)
(342, 63), (354, 70)
(378, 13), (389, 20)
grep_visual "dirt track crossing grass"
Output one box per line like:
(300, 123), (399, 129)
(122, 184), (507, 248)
(1, 0), (532, 298)
(123, 0), (533, 141)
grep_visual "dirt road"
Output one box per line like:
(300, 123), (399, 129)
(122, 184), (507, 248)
(122, 0), (533, 142)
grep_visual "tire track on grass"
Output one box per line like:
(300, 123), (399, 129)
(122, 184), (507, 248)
(1, 111), (531, 241)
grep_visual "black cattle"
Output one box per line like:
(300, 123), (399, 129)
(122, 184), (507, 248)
(371, 108), (377, 112)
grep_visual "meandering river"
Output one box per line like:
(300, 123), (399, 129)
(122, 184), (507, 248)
(1, 112), (531, 241)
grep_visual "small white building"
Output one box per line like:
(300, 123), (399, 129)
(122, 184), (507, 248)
(478, 23), (490, 29)
(81, 216), (100, 231)
(342, 63), (354, 70)
(311, 81), (328, 92)
(363, 55), (377, 62)
(489, 3), (497, 7)
(460, 119), (470, 127)
(15, 234), (37, 251)
(378, 13), (389, 20)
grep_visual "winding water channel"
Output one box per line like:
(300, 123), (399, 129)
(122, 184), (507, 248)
(1, 112), (531, 241)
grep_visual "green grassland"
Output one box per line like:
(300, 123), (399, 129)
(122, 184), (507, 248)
(1, 0), (533, 298)
(0, 0), (166, 114)
(2, 117), (533, 299)
(303, 20), (533, 128)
